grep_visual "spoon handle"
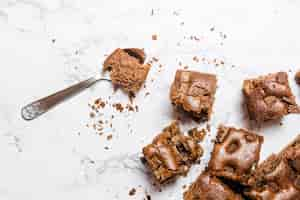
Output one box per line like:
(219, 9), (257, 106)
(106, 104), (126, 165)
(21, 77), (110, 121)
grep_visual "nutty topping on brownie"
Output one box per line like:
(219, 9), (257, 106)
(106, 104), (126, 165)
(142, 122), (203, 184)
(243, 72), (299, 122)
(170, 70), (217, 121)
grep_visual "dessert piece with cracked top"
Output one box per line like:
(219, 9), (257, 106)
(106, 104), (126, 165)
(183, 172), (244, 200)
(170, 70), (217, 121)
(243, 72), (299, 123)
(208, 126), (264, 184)
(103, 48), (151, 95)
(246, 135), (300, 200)
(142, 122), (203, 184)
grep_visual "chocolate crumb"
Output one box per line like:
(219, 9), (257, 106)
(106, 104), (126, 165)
(107, 134), (113, 140)
(150, 9), (154, 16)
(206, 124), (211, 132)
(113, 103), (124, 112)
(89, 112), (95, 118)
(94, 98), (106, 108)
(192, 56), (199, 62)
(126, 104), (135, 111)
(152, 34), (157, 40)
(152, 57), (159, 62)
(129, 188), (136, 196)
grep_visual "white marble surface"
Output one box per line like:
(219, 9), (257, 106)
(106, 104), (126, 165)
(1, 0), (300, 199)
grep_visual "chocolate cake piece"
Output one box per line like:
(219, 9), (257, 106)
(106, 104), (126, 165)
(142, 122), (203, 184)
(183, 172), (244, 200)
(103, 48), (151, 95)
(246, 135), (300, 200)
(170, 70), (217, 121)
(208, 126), (263, 184)
(243, 72), (299, 123)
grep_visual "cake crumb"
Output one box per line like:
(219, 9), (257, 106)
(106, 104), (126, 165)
(152, 57), (159, 62)
(192, 56), (199, 62)
(280, 122), (283, 126)
(106, 134), (113, 140)
(129, 188), (136, 196)
(94, 98), (106, 109)
(113, 103), (124, 112)
(126, 104), (135, 111)
(206, 124), (211, 132)
(89, 112), (95, 118)
(152, 34), (157, 40)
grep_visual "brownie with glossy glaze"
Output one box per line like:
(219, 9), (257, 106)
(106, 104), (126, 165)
(208, 125), (263, 184)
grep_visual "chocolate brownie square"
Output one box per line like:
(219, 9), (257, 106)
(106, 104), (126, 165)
(245, 135), (300, 199)
(208, 126), (263, 184)
(170, 70), (217, 121)
(103, 48), (151, 95)
(243, 72), (299, 123)
(142, 122), (203, 184)
(183, 172), (243, 200)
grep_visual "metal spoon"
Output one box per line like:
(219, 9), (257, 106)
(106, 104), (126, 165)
(21, 74), (111, 121)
